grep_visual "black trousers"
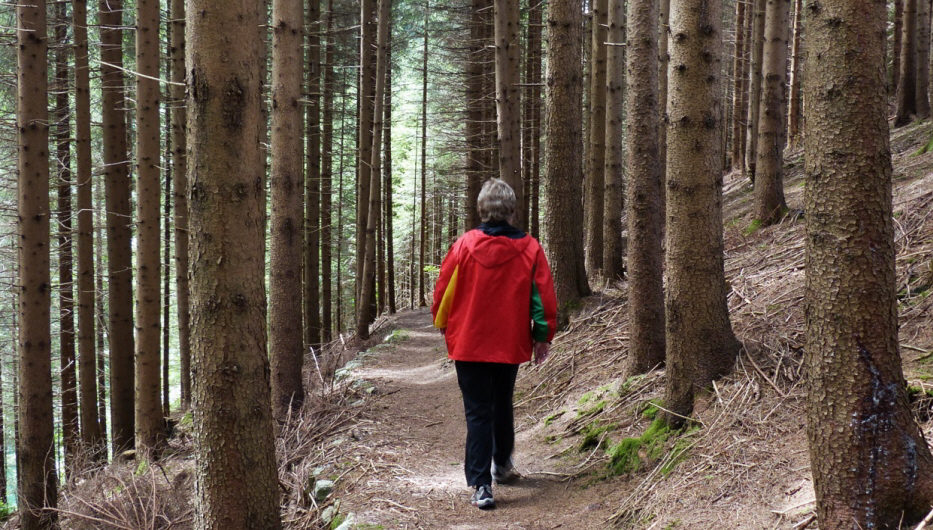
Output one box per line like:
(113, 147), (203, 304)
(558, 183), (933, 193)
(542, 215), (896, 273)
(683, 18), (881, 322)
(455, 360), (520, 487)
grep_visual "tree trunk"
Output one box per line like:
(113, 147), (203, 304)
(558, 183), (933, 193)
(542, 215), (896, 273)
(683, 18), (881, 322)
(358, 0), (391, 340)
(544, 0), (591, 314)
(493, 0), (523, 227)
(100, 0), (135, 453)
(163, 114), (172, 420)
(529, 0), (542, 239)
(54, 2), (79, 474)
(385, 33), (397, 315)
(135, 0), (165, 455)
(321, 0), (334, 341)
(186, 0), (283, 526)
(658, 0), (671, 212)
(17, 0), (59, 524)
(745, 0), (766, 181)
(586, 0), (608, 275)
(730, 0), (748, 170)
(419, 5), (429, 308)
(170, 0), (190, 410)
(357, 0), (376, 302)
(625, 0), (665, 375)
(785, 0), (803, 148)
(753, 0), (790, 225)
(95, 204), (108, 449)
(466, 0), (486, 230)
(305, 0), (322, 350)
(663, 0), (740, 428)
(803, 1), (933, 526)
(917, 0), (931, 118)
(270, 0), (306, 419)
(73, 0), (102, 451)
(896, 0), (918, 125)
(602, 0), (625, 280)
(894, 0), (903, 94)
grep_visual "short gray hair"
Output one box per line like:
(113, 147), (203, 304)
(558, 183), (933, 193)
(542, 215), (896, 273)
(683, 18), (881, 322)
(477, 178), (516, 223)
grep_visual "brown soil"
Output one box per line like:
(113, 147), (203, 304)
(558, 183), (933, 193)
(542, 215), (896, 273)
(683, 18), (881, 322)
(333, 308), (620, 529)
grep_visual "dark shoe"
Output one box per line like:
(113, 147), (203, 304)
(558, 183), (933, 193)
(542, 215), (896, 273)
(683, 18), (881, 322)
(492, 459), (520, 485)
(470, 484), (495, 510)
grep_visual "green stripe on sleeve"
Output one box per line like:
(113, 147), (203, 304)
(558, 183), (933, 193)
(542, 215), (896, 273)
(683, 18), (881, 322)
(531, 282), (549, 342)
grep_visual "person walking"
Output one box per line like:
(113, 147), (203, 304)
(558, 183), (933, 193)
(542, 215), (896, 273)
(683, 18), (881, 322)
(432, 178), (558, 510)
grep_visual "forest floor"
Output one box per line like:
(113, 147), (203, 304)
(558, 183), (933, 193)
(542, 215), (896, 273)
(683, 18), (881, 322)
(47, 122), (933, 530)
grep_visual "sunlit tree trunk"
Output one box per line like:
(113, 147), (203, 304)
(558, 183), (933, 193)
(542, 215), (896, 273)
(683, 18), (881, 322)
(785, 0), (803, 148)
(270, 0), (306, 419)
(625, 0), (665, 375)
(100, 0), (135, 453)
(545, 0), (591, 313)
(186, 0), (282, 525)
(135, 0), (165, 455)
(17, 0), (59, 525)
(662, 0), (740, 427)
(730, 0), (748, 170)
(804, 1), (933, 527)
(753, 0), (790, 225)
(357, 0), (376, 302)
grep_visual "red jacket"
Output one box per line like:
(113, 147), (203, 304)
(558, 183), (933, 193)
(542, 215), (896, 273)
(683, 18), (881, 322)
(431, 224), (558, 364)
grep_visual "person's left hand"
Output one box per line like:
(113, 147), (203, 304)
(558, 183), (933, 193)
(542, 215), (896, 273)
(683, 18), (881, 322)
(439, 327), (446, 337)
(533, 341), (550, 365)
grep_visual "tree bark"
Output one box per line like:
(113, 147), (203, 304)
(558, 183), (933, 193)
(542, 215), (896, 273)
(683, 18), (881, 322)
(358, 0), (391, 340)
(466, 0), (486, 230)
(662, 0), (740, 427)
(321, 0), (334, 341)
(803, 1), (933, 527)
(544, 0), (591, 314)
(603, 0), (625, 280)
(586, 0), (608, 274)
(494, 0), (523, 227)
(170, 0), (190, 410)
(893, 0), (903, 94)
(625, 0), (665, 375)
(135, 0), (165, 455)
(356, 0), (376, 302)
(419, 5), (429, 308)
(896, 0), (918, 125)
(730, 0), (748, 170)
(658, 0), (671, 212)
(529, 0), (542, 239)
(785, 0), (803, 148)
(270, 0), (306, 419)
(753, 0), (790, 225)
(917, 0), (931, 118)
(385, 31), (397, 315)
(17, 0), (59, 525)
(305, 0), (322, 350)
(99, 0), (135, 453)
(73, 0), (102, 450)
(186, 0), (283, 526)
(744, 0), (766, 181)
(54, 1), (79, 474)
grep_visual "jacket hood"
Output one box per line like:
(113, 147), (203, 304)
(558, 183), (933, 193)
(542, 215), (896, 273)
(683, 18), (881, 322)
(461, 230), (531, 268)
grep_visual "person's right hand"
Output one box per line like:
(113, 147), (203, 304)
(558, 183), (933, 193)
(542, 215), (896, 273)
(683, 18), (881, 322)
(533, 341), (550, 366)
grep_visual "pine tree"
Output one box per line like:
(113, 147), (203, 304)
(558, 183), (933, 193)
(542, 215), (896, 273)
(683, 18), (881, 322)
(586, 0), (608, 274)
(602, 0), (624, 279)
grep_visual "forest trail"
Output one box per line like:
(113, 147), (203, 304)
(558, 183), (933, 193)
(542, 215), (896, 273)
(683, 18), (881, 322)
(335, 308), (619, 529)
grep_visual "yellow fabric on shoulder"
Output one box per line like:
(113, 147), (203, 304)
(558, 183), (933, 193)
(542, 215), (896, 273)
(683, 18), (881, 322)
(434, 265), (459, 328)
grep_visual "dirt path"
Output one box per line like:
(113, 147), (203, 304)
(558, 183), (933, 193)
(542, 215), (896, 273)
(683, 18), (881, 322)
(336, 309), (620, 529)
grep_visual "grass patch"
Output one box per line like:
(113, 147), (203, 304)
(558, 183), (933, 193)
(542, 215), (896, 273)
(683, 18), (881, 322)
(544, 411), (565, 426)
(384, 329), (409, 344)
(743, 219), (763, 236)
(579, 420), (616, 451)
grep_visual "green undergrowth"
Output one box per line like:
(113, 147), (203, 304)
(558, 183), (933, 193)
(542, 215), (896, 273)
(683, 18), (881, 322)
(606, 418), (699, 477)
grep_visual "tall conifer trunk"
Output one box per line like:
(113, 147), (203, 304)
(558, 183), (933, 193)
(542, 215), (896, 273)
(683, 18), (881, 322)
(99, 0), (135, 453)
(602, 0), (625, 280)
(493, 0), (523, 227)
(321, 0), (335, 341)
(465, 0), (485, 230)
(17, 0), (59, 525)
(135, 0), (165, 454)
(785, 0), (803, 147)
(896, 0), (919, 125)
(586, 0), (608, 274)
(385, 32), (397, 315)
(73, 0), (102, 450)
(917, 0), (931, 118)
(305, 0), (322, 349)
(730, 0), (748, 170)
(804, 0), (933, 526)
(357, 0), (376, 302)
(270, 0), (306, 418)
(186, 0), (282, 525)
(744, 0), (766, 181)
(663, 0), (740, 426)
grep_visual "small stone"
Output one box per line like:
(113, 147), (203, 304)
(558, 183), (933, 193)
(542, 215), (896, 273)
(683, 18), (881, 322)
(321, 500), (341, 524)
(333, 513), (356, 530)
(313, 480), (334, 503)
